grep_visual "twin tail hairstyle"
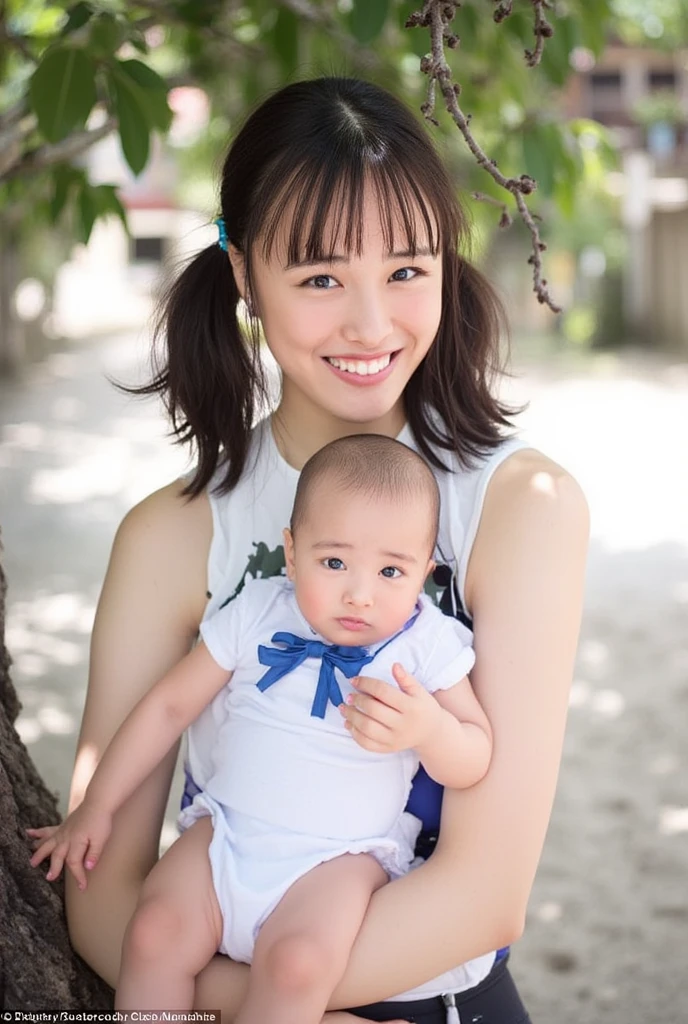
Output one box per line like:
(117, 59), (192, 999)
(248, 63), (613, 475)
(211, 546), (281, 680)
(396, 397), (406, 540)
(133, 77), (516, 497)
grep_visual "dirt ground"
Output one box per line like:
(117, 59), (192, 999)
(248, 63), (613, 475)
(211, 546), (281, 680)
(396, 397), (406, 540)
(1, 331), (687, 1023)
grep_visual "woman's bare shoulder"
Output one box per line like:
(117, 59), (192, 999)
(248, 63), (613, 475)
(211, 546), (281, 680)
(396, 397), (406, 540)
(106, 480), (213, 627)
(116, 479), (211, 551)
(486, 446), (588, 524)
(465, 447), (589, 611)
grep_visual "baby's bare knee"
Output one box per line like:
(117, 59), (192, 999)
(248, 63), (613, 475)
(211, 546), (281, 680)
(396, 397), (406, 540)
(261, 933), (336, 994)
(123, 899), (184, 964)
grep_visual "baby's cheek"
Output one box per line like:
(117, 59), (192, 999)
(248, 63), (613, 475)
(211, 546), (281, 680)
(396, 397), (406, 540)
(293, 575), (328, 628)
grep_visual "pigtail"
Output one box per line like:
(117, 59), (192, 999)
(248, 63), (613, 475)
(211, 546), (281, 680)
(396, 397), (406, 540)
(131, 243), (267, 497)
(406, 249), (519, 472)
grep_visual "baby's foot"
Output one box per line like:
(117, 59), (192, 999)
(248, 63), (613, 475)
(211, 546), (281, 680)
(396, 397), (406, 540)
(321, 1014), (409, 1024)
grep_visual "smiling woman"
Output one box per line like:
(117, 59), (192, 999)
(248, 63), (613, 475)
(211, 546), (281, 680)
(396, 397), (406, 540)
(56, 76), (588, 1024)
(228, 187), (443, 450)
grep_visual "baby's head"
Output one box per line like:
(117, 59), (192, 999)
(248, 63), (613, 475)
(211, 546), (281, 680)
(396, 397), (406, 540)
(284, 435), (439, 646)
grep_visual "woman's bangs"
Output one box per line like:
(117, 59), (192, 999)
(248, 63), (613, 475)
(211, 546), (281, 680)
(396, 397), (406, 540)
(258, 156), (441, 266)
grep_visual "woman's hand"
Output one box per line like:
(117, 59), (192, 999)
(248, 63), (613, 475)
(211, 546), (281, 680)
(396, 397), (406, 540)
(339, 663), (441, 753)
(27, 801), (113, 890)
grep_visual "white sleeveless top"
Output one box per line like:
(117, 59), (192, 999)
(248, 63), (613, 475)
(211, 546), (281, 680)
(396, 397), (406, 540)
(186, 415), (529, 1000)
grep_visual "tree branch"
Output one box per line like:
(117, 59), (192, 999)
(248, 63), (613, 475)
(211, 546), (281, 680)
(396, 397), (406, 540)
(525, 0), (554, 68)
(0, 118), (117, 184)
(407, 0), (561, 312)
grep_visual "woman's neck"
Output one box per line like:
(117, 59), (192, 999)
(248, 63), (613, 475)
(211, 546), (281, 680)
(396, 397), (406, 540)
(271, 394), (406, 470)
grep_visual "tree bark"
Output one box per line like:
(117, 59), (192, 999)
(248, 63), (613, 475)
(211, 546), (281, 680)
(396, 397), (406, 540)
(0, 531), (113, 1009)
(0, 227), (25, 378)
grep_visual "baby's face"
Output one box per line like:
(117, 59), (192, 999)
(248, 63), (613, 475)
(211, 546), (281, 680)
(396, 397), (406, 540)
(284, 485), (435, 647)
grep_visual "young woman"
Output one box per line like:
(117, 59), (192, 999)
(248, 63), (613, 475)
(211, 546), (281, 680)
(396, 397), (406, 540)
(61, 77), (588, 1023)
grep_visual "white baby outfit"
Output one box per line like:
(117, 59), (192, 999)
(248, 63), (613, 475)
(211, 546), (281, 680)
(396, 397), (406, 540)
(184, 414), (530, 1000)
(179, 575), (475, 962)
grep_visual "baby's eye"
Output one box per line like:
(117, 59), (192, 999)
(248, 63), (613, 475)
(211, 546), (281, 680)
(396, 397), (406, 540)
(305, 274), (338, 289)
(380, 566), (402, 579)
(324, 557), (345, 570)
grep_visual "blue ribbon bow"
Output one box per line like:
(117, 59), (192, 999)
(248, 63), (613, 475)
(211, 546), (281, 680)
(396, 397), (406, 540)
(256, 631), (374, 719)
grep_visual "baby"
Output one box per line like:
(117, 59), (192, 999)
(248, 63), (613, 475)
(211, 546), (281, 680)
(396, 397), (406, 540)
(30, 434), (492, 1024)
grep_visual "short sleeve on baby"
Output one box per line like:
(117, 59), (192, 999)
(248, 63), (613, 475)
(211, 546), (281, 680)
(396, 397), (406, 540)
(414, 607), (476, 693)
(199, 585), (251, 671)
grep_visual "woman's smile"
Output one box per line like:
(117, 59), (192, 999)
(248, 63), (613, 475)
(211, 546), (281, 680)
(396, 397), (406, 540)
(323, 351), (399, 385)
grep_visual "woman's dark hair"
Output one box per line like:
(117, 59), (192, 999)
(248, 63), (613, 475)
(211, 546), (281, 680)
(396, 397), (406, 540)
(137, 77), (515, 497)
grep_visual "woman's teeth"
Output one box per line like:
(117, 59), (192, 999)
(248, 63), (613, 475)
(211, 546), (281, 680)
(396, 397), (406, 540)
(326, 354), (392, 376)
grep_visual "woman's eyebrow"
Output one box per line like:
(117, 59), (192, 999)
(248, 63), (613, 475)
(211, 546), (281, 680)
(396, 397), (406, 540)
(285, 246), (435, 270)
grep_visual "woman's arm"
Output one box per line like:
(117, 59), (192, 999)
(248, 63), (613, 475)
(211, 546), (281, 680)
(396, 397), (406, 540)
(194, 449), (589, 1015)
(64, 480), (212, 987)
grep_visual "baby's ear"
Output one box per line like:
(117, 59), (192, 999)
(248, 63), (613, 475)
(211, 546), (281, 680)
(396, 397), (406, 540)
(283, 527), (296, 579)
(425, 558), (436, 581)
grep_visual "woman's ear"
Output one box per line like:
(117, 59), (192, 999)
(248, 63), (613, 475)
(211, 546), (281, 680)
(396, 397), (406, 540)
(283, 527), (296, 580)
(228, 244), (247, 301)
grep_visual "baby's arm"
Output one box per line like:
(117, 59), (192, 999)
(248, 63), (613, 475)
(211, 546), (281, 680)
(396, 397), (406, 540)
(414, 670), (492, 789)
(341, 663), (492, 790)
(29, 641), (231, 886)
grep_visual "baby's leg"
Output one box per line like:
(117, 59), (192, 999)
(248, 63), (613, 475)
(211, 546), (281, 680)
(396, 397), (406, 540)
(235, 852), (388, 1024)
(321, 1015), (409, 1024)
(117, 816), (222, 1010)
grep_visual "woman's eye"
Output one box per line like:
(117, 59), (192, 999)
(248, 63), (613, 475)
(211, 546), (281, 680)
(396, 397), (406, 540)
(380, 566), (402, 579)
(390, 267), (421, 282)
(324, 557), (345, 570)
(305, 274), (338, 289)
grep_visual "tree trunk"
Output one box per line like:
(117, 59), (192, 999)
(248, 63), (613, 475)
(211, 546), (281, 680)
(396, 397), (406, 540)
(0, 531), (114, 1009)
(0, 226), (25, 378)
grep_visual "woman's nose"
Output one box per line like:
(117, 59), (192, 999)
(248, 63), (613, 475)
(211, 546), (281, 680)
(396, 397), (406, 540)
(341, 290), (393, 349)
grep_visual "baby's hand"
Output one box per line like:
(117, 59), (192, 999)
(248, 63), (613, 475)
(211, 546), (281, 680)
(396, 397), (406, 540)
(27, 802), (112, 891)
(339, 663), (441, 753)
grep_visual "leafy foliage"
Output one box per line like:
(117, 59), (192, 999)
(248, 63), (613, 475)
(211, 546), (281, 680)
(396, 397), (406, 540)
(0, 0), (622, 252)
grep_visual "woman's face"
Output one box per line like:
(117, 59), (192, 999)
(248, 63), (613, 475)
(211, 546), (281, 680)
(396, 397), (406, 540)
(232, 186), (443, 444)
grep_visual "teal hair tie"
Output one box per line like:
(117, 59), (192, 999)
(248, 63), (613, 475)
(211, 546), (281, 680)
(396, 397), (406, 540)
(215, 216), (228, 252)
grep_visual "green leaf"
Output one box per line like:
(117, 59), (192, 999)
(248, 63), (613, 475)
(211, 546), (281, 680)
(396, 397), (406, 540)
(108, 66), (151, 175)
(61, 2), (94, 37)
(553, 175), (577, 220)
(348, 0), (389, 45)
(457, 2), (479, 52)
(50, 164), (79, 222)
(92, 184), (129, 232)
(271, 7), (299, 77)
(576, 1), (610, 56)
(29, 46), (97, 143)
(128, 29), (149, 55)
(77, 182), (98, 243)
(117, 59), (173, 132)
(522, 124), (559, 197)
(539, 16), (577, 87)
(89, 13), (123, 56)
(175, 0), (222, 28)
(398, 1), (432, 57)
